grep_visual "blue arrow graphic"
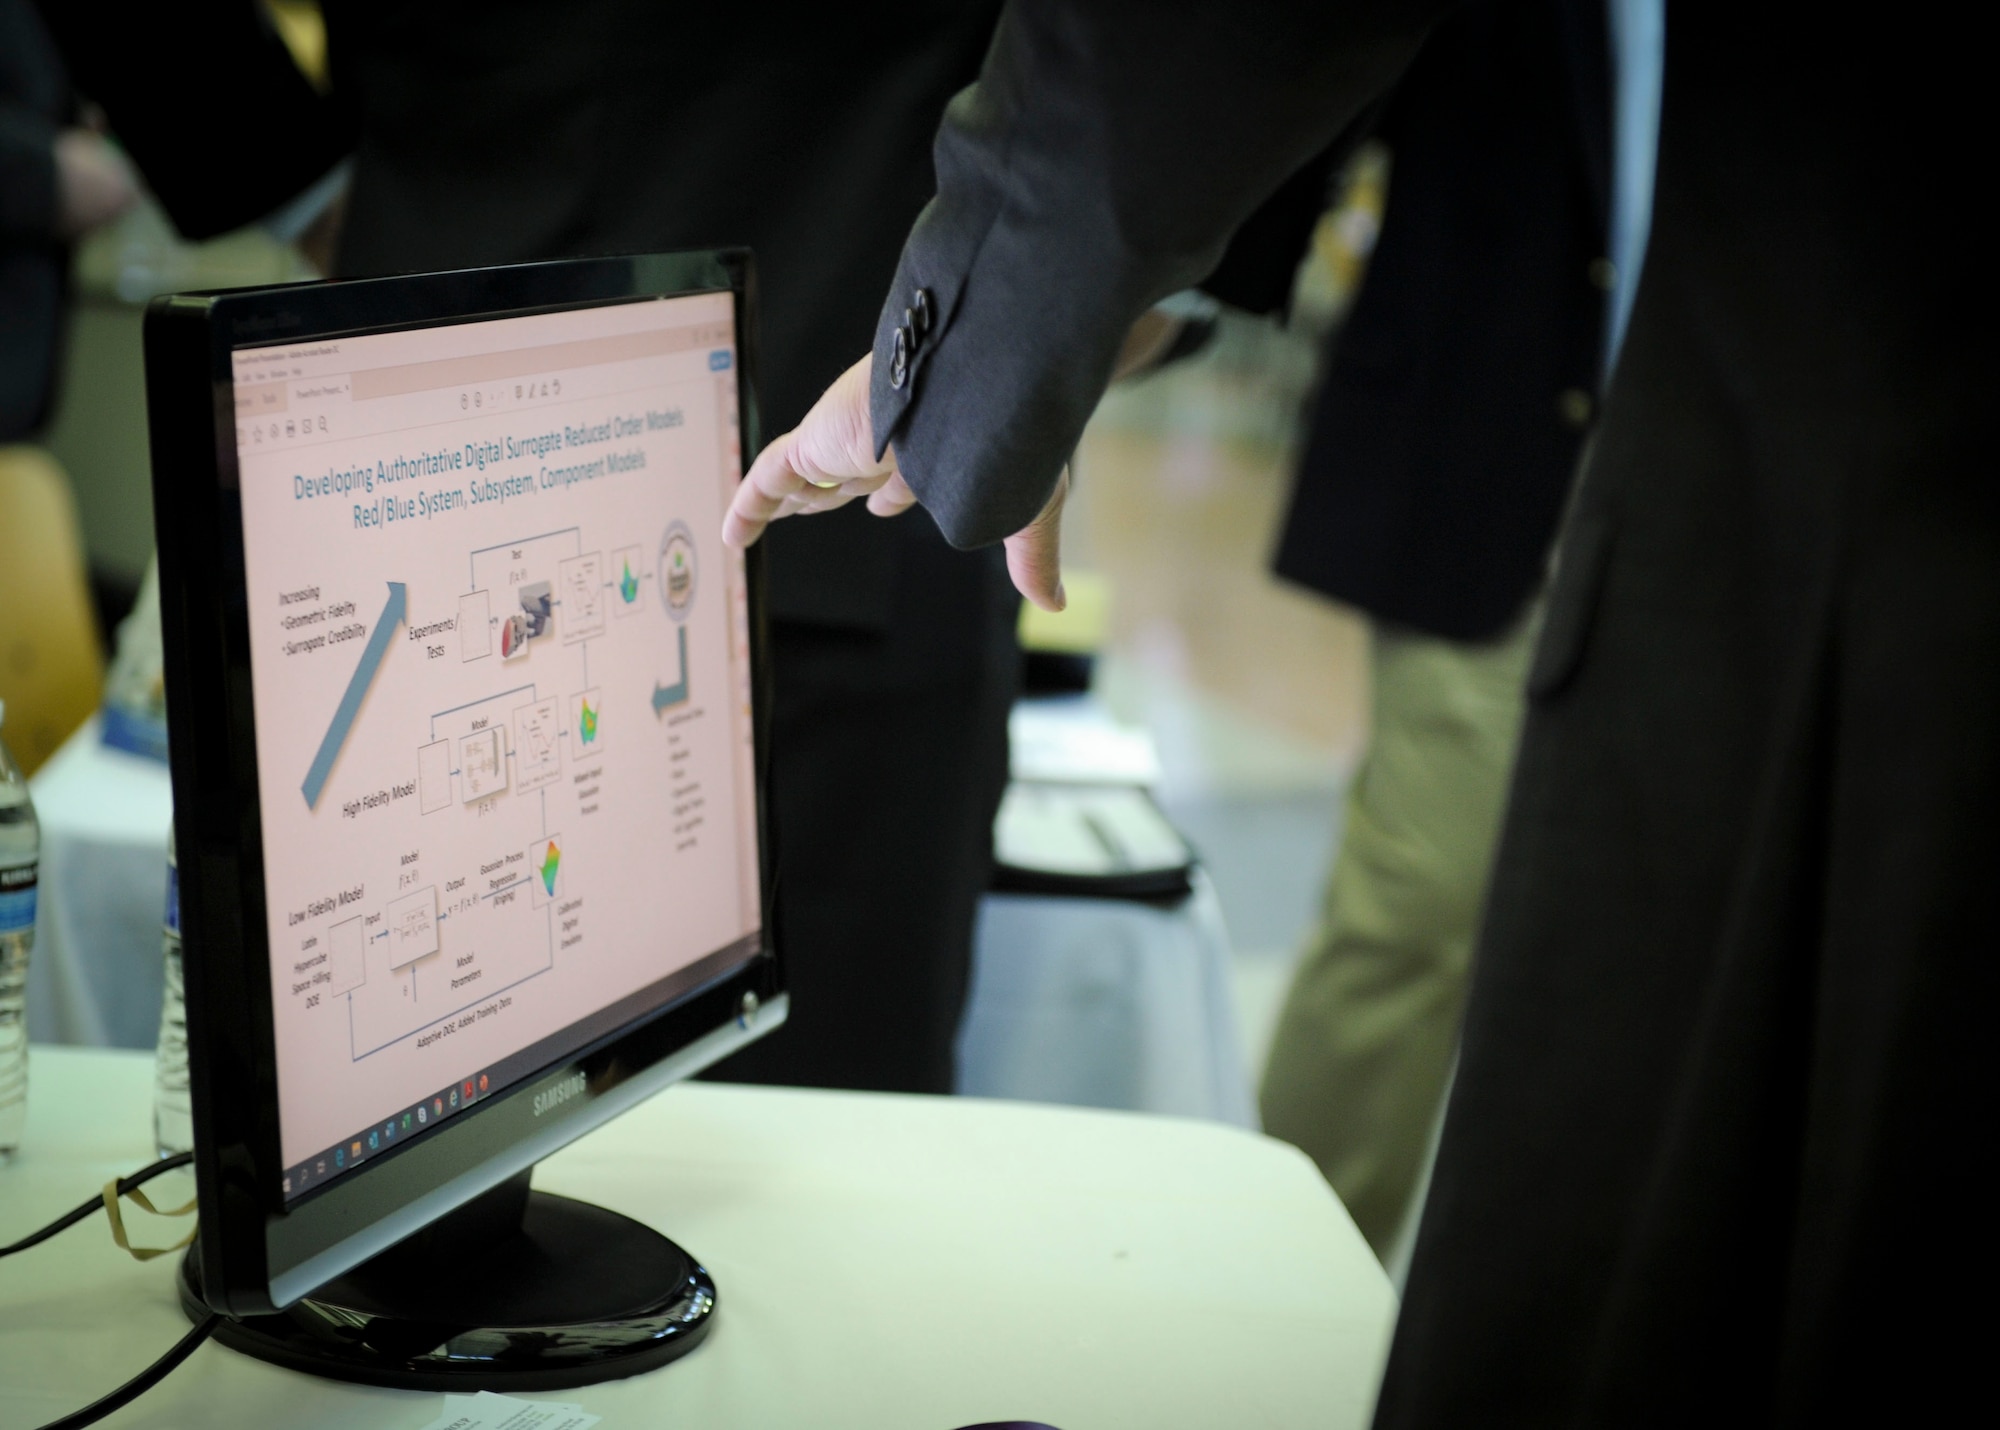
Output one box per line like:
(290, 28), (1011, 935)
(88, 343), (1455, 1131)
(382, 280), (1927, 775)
(302, 582), (407, 809)
(651, 626), (690, 714)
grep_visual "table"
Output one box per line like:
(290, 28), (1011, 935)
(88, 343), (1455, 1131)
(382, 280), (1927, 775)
(0, 1047), (1396, 1429)
(25, 716), (172, 1049)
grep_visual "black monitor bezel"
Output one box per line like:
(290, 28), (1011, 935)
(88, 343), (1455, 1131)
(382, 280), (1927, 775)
(146, 252), (779, 1316)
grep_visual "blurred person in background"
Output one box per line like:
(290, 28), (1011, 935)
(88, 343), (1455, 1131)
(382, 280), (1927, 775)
(724, 1), (1993, 1418)
(1258, 0), (1622, 1262)
(41, 0), (1017, 1094)
(2, 0), (139, 772)
(1, 0), (136, 443)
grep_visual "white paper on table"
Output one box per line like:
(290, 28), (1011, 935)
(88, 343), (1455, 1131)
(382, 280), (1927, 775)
(1008, 700), (1161, 787)
(993, 783), (1192, 877)
(418, 1391), (600, 1430)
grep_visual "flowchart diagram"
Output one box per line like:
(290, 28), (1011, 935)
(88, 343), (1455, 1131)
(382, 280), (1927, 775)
(290, 515), (701, 1061)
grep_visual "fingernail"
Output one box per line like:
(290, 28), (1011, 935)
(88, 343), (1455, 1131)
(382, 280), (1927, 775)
(1052, 581), (1067, 611)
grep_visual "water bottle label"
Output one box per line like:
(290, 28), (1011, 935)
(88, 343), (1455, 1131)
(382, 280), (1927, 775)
(0, 866), (34, 935)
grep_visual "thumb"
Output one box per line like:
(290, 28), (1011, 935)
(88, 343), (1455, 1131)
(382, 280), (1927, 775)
(1004, 467), (1069, 612)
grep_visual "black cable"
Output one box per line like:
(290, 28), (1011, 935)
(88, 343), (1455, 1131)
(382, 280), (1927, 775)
(0, 1150), (194, 1259)
(34, 1312), (220, 1430)
(1, 1152), (216, 1429)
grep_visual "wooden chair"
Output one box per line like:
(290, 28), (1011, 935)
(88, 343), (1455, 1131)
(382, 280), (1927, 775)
(0, 446), (104, 775)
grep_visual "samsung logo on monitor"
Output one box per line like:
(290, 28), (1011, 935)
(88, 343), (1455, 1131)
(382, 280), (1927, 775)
(533, 1072), (588, 1117)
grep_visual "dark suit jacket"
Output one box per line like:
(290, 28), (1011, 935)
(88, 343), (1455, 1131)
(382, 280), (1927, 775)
(1272, 0), (1608, 641)
(31, 2), (347, 245)
(1, 0), (70, 440)
(859, 0), (1993, 1419)
(16, 0), (347, 435)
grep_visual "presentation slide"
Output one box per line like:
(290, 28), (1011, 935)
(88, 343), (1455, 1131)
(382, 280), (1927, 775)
(229, 294), (761, 1190)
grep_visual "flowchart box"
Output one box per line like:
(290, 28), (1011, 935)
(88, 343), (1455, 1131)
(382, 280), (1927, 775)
(386, 886), (439, 970)
(459, 590), (491, 661)
(417, 739), (452, 813)
(559, 552), (607, 643)
(328, 916), (365, 995)
(459, 727), (507, 803)
(512, 697), (563, 792)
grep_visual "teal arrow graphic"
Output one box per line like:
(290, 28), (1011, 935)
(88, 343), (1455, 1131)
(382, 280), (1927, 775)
(302, 582), (407, 809)
(651, 626), (690, 714)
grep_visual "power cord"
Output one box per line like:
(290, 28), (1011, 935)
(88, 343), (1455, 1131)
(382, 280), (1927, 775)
(0, 1149), (192, 1258)
(3, 1152), (221, 1430)
(34, 1313), (220, 1430)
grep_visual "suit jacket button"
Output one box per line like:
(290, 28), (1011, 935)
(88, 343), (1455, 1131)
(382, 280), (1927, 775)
(903, 308), (923, 349)
(1557, 387), (1594, 428)
(889, 326), (910, 389)
(912, 288), (933, 336)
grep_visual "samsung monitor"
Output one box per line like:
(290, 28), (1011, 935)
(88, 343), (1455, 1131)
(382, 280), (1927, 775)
(145, 252), (780, 1388)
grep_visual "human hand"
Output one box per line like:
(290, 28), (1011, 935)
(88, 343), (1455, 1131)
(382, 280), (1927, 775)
(722, 354), (901, 545)
(722, 351), (1072, 613)
(1111, 306), (1185, 380)
(52, 129), (138, 239)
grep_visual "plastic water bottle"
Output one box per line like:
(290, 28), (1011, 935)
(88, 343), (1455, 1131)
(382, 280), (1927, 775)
(154, 824), (193, 1157)
(0, 700), (40, 1164)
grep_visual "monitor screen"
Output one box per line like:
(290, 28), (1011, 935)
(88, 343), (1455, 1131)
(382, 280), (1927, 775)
(226, 292), (761, 1203)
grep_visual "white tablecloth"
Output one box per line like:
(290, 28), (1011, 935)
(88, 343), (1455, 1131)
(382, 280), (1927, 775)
(0, 1046), (1396, 1429)
(25, 716), (172, 1049)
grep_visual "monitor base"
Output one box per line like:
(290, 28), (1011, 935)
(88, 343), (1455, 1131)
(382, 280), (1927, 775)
(179, 1172), (715, 1391)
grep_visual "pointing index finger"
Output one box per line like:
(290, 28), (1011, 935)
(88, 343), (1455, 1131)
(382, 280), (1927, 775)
(722, 439), (810, 548)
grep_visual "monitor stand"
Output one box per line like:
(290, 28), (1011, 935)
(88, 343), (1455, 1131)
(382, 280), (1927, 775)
(177, 1169), (716, 1390)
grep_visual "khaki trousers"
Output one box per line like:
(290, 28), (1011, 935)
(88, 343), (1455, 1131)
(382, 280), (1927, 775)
(1259, 613), (1536, 1255)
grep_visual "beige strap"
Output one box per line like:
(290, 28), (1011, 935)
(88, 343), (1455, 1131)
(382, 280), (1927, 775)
(102, 1178), (198, 1261)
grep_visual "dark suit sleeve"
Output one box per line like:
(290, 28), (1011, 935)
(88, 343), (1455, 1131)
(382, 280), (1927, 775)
(32, 0), (350, 241)
(867, 0), (1439, 549)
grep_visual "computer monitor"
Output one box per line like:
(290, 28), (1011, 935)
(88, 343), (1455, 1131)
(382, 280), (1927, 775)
(145, 253), (781, 1388)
